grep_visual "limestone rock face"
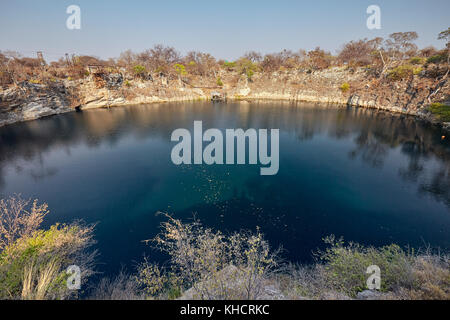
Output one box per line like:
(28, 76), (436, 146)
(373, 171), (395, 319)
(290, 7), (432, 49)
(239, 87), (251, 96)
(178, 265), (286, 300)
(22, 103), (55, 120)
(0, 67), (448, 128)
(0, 81), (72, 127)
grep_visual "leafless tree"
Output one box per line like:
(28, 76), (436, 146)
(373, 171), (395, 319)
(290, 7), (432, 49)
(338, 39), (374, 66)
(385, 32), (418, 60)
(0, 51), (24, 85)
(260, 49), (305, 72)
(438, 27), (450, 67)
(139, 44), (181, 74)
(73, 55), (106, 67)
(243, 51), (263, 63)
(185, 51), (217, 77)
(307, 47), (331, 70)
(420, 46), (438, 58)
(260, 53), (283, 72)
(118, 50), (137, 69)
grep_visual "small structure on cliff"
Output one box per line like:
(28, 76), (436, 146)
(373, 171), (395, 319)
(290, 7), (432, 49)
(211, 91), (226, 102)
(86, 65), (123, 89)
(86, 65), (103, 75)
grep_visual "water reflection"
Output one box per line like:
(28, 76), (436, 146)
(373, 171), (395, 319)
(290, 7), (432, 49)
(0, 101), (449, 272)
(1, 101), (449, 206)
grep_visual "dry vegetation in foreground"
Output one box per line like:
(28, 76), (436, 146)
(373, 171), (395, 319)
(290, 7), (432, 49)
(0, 195), (96, 299)
(0, 197), (448, 300)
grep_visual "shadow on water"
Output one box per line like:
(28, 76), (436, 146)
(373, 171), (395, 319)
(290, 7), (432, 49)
(0, 101), (449, 274)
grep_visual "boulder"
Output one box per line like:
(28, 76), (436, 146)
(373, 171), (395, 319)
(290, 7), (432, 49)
(356, 290), (387, 300)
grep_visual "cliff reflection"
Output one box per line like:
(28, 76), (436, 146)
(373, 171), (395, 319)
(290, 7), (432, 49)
(0, 101), (449, 206)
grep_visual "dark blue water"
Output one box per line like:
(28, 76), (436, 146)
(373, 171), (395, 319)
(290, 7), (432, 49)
(0, 101), (449, 275)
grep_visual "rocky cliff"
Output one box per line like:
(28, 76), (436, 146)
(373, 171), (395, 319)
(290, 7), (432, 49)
(1, 66), (449, 128)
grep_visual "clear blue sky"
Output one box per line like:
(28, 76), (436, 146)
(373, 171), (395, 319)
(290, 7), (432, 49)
(0, 0), (449, 61)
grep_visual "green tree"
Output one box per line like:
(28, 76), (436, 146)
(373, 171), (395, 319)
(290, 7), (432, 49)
(236, 58), (259, 80)
(174, 63), (187, 76)
(0, 196), (96, 300)
(133, 65), (146, 77)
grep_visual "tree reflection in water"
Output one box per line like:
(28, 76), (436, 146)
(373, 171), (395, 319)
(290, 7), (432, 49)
(0, 101), (449, 207)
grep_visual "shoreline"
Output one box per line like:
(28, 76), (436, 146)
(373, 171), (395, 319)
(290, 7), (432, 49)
(1, 94), (443, 131)
(1, 65), (448, 130)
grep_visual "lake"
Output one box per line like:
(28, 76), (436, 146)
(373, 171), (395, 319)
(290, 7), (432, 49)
(0, 101), (449, 276)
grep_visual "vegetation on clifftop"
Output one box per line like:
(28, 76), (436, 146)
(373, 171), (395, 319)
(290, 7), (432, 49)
(0, 29), (449, 126)
(429, 103), (450, 122)
(1, 29), (448, 87)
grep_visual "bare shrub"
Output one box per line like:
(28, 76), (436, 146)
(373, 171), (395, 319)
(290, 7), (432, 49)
(279, 240), (449, 300)
(316, 235), (415, 297)
(420, 46), (438, 58)
(137, 45), (181, 74)
(260, 54), (283, 72)
(91, 272), (143, 300)
(0, 195), (49, 250)
(307, 47), (332, 70)
(395, 248), (450, 300)
(184, 51), (218, 77)
(277, 264), (329, 299)
(260, 50), (305, 72)
(385, 32), (419, 60)
(339, 39), (375, 66)
(137, 214), (280, 300)
(243, 51), (263, 63)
